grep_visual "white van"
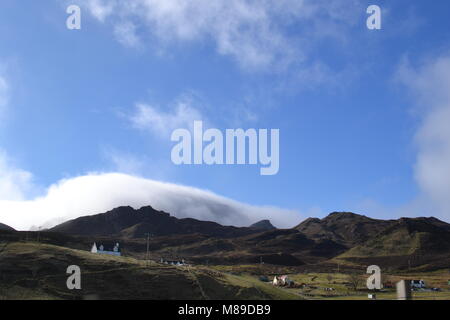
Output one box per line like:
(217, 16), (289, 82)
(411, 280), (426, 289)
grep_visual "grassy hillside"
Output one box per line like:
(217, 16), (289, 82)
(1, 241), (449, 300)
(0, 241), (300, 300)
(333, 217), (450, 271)
(295, 212), (395, 246)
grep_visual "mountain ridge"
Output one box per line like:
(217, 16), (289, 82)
(43, 206), (450, 269)
(249, 219), (276, 230)
(295, 211), (397, 247)
(49, 205), (261, 238)
(0, 222), (15, 231)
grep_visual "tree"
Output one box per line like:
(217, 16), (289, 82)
(348, 273), (361, 291)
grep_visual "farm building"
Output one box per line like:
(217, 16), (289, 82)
(411, 280), (426, 289)
(273, 275), (294, 287)
(91, 242), (121, 256)
(160, 258), (186, 266)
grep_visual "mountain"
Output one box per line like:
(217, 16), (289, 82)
(0, 222), (15, 231)
(46, 207), (450, 269)
(249, 220), (276, 231)
(341, 217), (450, 257)
(335, 216), (450, 271)
(237, 229), (347, 262)
(295, 212), (396, 247)
(46, 208), (349, 265)
(49, 206), (260, 239)
(135, 227), (347, 266)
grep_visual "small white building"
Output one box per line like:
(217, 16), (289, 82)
(161, 258), (186, 266)
(91, 242), (121, 256)
(411, 280), (426, 289)
(273, 275), (293, 286)
(272, 276), (287, 286)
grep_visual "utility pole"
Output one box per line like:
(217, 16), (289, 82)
(409, 247), (418, 271)
(145, 233), (151, 267)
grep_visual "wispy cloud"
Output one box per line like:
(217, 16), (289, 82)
(394, 53), (450, 221)
(340, 54), (450, 224)
(83, 0), (114, 22)
(129, 99), (203, 137)
(75, 0), (361, 71)
(114, 21), (141, 48)
(0, 150), (34, 202)
(0, 75), (34, 202)
(103, 148), (147, 175)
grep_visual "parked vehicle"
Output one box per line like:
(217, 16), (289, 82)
(410, 280), (426, 289)
(431, 287), (441, 292)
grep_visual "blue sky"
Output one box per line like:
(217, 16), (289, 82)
(1, 0), (450, 230)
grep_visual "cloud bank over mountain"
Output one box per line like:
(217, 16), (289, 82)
(0, 173), (301, 231)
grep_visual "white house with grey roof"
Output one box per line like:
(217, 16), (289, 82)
(91, 242), (121, 256)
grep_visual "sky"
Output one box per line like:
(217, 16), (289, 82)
(1, 0), (450, 230)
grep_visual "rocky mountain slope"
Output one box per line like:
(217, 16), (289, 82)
(0, 223), (15, 232)
(33, 208), (450, 270)
(49, 206), (260, 239)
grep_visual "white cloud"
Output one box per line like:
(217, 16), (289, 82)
(0, 172), (301, 231)
(0, 59), (298, 232)
(114, 21), (141, 48)
(106, 150), (146, 175)
(77, 0), (361, 70)
(0, 77), (35, 202)
(83, 0), (114, 22)
(0, 150), (34, 202)
(396, 54), (450, 221)
(130, 100), (203, 137)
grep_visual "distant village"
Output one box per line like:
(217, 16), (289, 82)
(87, 242), (447, 300)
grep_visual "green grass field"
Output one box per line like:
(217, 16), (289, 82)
(209, 265), (450, 300)
(1, 241), (449, 300)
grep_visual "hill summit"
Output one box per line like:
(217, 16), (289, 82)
(295, 212), (396, 246)
(49, 205), (260, 238)
(0, 222), (15, 231)
(249, 220), (276, 230)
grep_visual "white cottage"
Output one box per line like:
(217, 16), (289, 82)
(273, 275), (293, 287)
(91, 242), (121, 256)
